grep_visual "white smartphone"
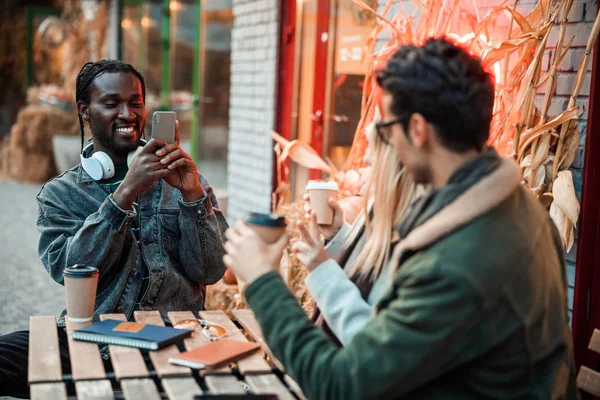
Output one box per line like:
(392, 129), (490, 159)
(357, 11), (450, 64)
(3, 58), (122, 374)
(151, 111), (177, 143)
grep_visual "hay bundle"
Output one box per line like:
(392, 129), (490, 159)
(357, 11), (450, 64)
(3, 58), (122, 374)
(10, 104), (78, 155)
(345, 0), (600, 252)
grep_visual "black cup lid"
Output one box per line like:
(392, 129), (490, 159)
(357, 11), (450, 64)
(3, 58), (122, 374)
(63, 264), (99, 278)
(244, 212), (286, 227)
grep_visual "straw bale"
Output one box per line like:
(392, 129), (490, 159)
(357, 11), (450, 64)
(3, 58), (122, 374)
(0, 146), (56, 183)
(10, 105), (78, 154)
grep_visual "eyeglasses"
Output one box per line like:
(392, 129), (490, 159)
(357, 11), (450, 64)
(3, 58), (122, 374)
(375, 118), (405, 145)
(173, 319), (228, 341)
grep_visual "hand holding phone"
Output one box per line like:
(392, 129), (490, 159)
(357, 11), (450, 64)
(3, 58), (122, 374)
(151, 111), (177, 144)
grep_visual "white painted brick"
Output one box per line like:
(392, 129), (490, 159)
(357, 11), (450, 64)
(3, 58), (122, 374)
(585, 1), (598, 21)
(565, 1), (587, 23)
(556, 72), (591, 96)
(547, 22), (596, 49)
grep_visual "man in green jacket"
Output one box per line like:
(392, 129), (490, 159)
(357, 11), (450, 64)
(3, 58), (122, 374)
(223, 38), (578, 399)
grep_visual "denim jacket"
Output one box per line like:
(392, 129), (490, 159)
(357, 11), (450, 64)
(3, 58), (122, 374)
(36, 164), (228, 326)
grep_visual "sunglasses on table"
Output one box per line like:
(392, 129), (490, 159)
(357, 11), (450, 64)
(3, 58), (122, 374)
(173, 318), (228, 341)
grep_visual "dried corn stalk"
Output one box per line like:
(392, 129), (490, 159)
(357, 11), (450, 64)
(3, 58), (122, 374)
(341, 0), (600, 252)
(268, 0), (600, 302)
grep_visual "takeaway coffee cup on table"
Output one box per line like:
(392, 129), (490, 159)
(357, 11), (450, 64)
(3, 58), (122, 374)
(306, 180), (339, 225)
(63, 264), (99, 323)
(243, 212), (287, 244)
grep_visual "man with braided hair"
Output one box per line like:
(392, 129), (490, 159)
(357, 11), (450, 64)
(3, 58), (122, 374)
(0, 60), (227, 397)
(223, 38), (578, 399)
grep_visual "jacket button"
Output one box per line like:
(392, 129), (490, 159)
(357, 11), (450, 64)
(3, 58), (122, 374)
(117, 306), (125, 313)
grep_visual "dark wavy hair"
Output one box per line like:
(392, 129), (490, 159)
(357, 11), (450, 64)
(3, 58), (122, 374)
(376, 37), (495, 153)
(75, 60), (146, 151)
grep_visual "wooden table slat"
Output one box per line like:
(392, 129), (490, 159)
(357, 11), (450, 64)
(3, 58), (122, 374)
(162, 377), (203, 400)
(284, 374), (308, 400)
(30, 382), (67, 400)
(66, 319), (107, 381)
(199, 310), (271, 374)
(99, 314), (149, 380)
(121, 378), (162, 400)
(28, 316), (62, 383)
(168, 311), (232, 375)
(133, 311), (191, 378)
(232, 309), (284, 371)
(577, 365), (600, 397)
(74, 379), (114, 400)
(246, 374), (296, 400)
(204, 375), (246, 394)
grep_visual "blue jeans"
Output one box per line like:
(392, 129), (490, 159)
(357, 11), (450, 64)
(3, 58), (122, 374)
(0, 329), (70, 398)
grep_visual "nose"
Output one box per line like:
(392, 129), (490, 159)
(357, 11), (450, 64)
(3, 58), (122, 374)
(118, 103), (134, 120)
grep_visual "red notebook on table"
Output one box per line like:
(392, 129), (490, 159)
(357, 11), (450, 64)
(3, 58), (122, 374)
(168, 339), (261, 369)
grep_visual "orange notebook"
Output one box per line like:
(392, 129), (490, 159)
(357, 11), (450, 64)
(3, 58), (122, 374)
(168, 339), (261, 369)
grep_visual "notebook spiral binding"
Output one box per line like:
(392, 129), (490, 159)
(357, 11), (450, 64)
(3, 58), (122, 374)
(71, 332), (159, 350)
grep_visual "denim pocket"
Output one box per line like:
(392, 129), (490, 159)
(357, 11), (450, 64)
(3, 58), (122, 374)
(159, 211), (181, 258)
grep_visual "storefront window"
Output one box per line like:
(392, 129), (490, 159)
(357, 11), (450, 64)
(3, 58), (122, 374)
(121, 1), (163, 133)
(169, 0), (195, 143)
(327, 0), (376, 169)
(196, 0), (232, 190)
(289, 0), (376, 195)
(120, 0), (231, 191)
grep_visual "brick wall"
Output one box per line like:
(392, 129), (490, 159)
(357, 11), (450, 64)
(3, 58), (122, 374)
(227, 0), (280, 222)
(376, 0), (596, 316)
(540, 0), (596, 316)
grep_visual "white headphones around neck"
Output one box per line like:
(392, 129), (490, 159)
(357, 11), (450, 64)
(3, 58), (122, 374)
(80, 141), (144, 181)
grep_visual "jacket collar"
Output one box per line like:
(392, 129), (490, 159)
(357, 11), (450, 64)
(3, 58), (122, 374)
(389, 156), (522, 276)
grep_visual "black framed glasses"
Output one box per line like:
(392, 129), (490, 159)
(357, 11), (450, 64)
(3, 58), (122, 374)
(375, 118), (405, 145)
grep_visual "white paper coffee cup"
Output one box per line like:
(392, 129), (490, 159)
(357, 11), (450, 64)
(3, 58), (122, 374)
(63, 265), (99, 323)
(306, 180), (339, 225)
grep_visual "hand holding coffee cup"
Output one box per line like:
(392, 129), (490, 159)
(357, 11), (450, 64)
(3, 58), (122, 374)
(243, 212), (287, 244)
(63, 265), (99, 323)
(303, 193), (345, 241)
(305, 180), (339, 225)
(234, 213), (288, 303)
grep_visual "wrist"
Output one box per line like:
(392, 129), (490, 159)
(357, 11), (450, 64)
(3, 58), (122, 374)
(244, 267), (275, 286)
(112, 186), (136, 210)
(306, 252), (329, 272)
(181, 185), (205, 202)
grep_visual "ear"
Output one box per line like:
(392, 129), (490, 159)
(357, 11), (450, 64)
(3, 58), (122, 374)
(408, 113), (430, 150)
(77, 101), (90, 122)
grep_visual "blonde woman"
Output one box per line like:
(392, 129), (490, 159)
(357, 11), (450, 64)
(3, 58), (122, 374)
(296, 112), (415, 345)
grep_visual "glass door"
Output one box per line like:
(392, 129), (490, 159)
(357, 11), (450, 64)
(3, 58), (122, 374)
(324, 0), (377, 169)
(120, 0), (232, 191)
(288, 0), (376, 198)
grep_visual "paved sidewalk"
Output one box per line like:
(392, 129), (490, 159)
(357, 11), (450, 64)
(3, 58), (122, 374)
(0, 180), (64, 336)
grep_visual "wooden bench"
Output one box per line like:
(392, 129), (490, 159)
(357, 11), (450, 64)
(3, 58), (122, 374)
(28, 310), (304, 399)
(578, 329), (600, 397)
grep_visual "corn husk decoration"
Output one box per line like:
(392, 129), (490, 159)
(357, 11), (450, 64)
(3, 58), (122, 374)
(262, 0), (600, 309)
(283, 0), (599, 253)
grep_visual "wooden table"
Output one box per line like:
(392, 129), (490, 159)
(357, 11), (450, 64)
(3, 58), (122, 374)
(28, 309), (305, 400)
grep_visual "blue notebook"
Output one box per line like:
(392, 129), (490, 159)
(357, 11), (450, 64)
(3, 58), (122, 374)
(71, 319), (192, 350)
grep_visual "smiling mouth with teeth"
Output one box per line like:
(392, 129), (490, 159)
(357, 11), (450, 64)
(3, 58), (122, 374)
(115, 127), (135, 134)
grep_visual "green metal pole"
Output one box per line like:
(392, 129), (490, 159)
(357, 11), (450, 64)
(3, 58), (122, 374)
(137, 4), (145, 73)
(160, 0), (171, 111)
(25, 8), (33, 88)
(190, 0), (201, 161)
(117, 0), (123, 60)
